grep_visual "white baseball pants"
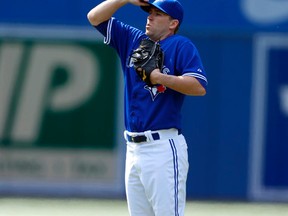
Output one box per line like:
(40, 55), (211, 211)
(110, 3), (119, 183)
(124, 129), (189, 216)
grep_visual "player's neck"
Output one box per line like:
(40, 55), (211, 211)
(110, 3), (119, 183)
(150, 32), (174, 42)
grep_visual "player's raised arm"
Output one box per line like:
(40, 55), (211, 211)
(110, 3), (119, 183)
(87, 0), (149, 26)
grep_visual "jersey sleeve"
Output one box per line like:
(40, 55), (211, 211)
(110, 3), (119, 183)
(95, 17), (144, 62)
(176, 40), (208, 88)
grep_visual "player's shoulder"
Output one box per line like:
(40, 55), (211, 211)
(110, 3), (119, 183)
(172, 34), (190, 41)
(163, 34), (196, 50)
(165, 34), (193, 44)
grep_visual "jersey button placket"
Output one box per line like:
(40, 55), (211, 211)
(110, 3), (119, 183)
(130, 91), (138, 131)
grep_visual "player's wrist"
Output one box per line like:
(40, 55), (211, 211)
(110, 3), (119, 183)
(150, 69), (163, 85)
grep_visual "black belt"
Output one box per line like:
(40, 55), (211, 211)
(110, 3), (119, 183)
(126, 132), (160, 143)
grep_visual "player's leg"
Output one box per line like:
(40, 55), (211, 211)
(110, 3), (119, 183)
(125, 143), (154, 216)
(140, 134), (189, 216)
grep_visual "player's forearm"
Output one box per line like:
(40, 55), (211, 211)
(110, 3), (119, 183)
(87, 0), (129, 26)
(152, 72), (206, 96)
(87, 0), (149, 26)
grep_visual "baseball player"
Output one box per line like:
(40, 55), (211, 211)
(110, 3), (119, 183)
(87, 0), (207, 215)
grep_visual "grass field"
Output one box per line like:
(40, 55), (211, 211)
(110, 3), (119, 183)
(0, 198), (288, 216)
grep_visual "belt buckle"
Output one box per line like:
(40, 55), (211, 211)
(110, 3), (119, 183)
(131, 135), (136, 142)
(130, 134), (147, 143)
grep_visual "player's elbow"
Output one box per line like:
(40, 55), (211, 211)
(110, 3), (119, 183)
(186, 85), (206, 96)
(198, 87), (206, 96)
(87, 11), (101, 26)
(87, 12), (96, 25)
(186, 78), (207, 96)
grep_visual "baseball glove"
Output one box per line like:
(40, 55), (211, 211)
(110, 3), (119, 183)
(131, 38), (164, 86)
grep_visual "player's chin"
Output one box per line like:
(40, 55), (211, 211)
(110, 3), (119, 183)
(145, 30), (152, 37)
(145, 26), (152, 34)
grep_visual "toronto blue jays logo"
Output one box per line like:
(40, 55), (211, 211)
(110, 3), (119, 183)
(144, 84), (166, 101)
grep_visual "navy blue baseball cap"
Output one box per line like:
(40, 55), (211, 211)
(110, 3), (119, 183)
(141, 0), (184, 25)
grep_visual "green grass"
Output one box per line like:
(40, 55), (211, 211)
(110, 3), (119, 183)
(0, 198), (288, 216)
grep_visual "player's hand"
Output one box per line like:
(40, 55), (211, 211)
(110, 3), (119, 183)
(129, 0), (149, 6)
